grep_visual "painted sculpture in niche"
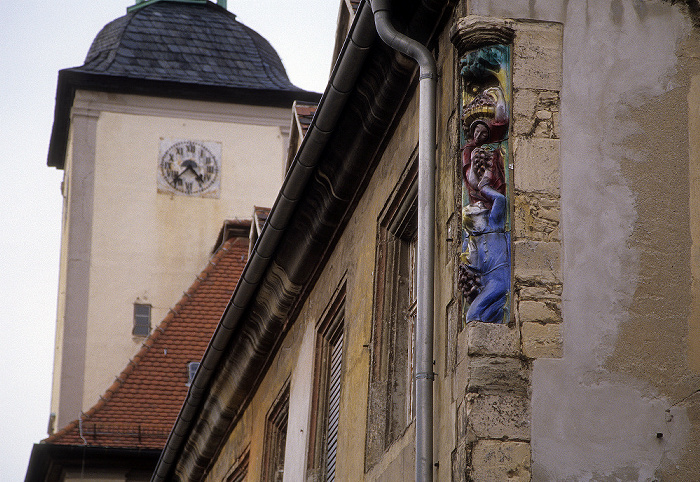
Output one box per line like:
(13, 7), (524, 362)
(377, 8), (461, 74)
(458, 44), (511, 324)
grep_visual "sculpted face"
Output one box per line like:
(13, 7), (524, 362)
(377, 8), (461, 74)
(472, 123), (489, 145)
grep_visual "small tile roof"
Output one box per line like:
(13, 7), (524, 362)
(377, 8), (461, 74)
(285, 101), (318, 171)
(45, 232), (249, 450)
(294, 102), (317, 138)
(70, 1), (301, 92)
(253, 206), (271, 231)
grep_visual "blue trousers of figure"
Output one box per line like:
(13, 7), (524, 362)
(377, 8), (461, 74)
(466, 263), (509, 323)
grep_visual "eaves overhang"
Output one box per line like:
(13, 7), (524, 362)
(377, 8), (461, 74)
(152, 0), (454, 480)
(47, 69), (321, 169)
(25, 443), (161, 482)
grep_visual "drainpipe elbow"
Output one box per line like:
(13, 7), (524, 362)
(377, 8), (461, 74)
(370, 0), (436, 78)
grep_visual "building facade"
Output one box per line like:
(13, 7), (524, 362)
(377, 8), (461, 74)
(47, 0), (319, 432)
(153, 0), (700, 480)
(26, 223), (250, 481)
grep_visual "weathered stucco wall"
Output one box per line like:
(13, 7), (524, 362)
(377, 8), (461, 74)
(207, 85), (424, 481)
(469, 0), (700, 479)
(200, 2), (700, 480)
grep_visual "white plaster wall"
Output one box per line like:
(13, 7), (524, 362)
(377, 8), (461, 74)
(57, 92), (290, 413)
(468, 0), (695, 479)
(50, 135), (73, 426)
(283, 322), (316, 481)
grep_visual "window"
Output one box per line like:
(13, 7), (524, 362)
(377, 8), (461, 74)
(132, 303), (151, 336)
(365, 160), (417, 468)
(324, 324), (344, 480)
(186, 361), (200, 386)
(226, 448), (249, 482)
(263, 383), (289, 482)
(307, 285), (345, 481)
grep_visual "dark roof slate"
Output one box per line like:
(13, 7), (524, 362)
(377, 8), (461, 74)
(48, 0), (321, 169)
(70, 1), (300, 92)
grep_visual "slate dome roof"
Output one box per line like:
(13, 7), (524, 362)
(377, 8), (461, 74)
(48, 0), (320, 168)
(73, 0), (300, 91)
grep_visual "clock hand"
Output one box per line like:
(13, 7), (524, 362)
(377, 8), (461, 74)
(184, 164), (205, 184)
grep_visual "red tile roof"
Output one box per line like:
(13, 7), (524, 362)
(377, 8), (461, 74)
(294, 102), (317, 138)
(45, 233), (249, 449)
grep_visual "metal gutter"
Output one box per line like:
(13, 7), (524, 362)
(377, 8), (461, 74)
(371, 1), (437, 480)
(151, 3), (377, 480)
(153, 0), (452, 479)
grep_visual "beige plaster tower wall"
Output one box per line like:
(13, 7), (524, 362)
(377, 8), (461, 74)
(52, 90), (290, 429)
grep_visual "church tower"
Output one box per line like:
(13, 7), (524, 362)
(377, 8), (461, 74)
(48, 0), (318, 431)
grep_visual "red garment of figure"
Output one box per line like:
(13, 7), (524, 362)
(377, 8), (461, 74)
(462, 130), (506, 207)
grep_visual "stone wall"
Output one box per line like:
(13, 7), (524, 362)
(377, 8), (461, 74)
(450, 17), (563, 481)
(463, 1), (700, 480)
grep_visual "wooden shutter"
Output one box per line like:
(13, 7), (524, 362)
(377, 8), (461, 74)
(324, 329), (343, 481)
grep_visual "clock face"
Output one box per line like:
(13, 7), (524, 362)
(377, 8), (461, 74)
(158, 139), (221, 197)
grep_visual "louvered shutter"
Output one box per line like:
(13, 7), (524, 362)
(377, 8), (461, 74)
(324, 330), (343, 481)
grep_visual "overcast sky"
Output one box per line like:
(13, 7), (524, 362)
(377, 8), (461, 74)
(0, 1), (339, 479)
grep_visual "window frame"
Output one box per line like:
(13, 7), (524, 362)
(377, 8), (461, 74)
(132, 303), (151, 337)
(262, 382), (290, 482)
(186, 361), (200, 387)
(225, 447), (250, 482)
(365, 158), (418, 469)
(307, 284), (346, 481)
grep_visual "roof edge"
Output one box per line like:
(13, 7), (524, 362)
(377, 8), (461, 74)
(46, 234), (250, 447)
(152, 0), (455, 479)
(25, 443), (160, 482)
(128, 0), (208, 13)
(47, 71), (321, 169)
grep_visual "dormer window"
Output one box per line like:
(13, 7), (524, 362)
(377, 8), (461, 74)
(132, 303), (151, 336)
(187, 362), (200, 386)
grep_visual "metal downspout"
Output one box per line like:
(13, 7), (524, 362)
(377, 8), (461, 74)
(371, 1), (437, 480)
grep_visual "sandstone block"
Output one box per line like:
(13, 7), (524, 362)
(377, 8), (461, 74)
(513, 137), (560, 195)
(521, 322), (563, 359)
(513, 240), (561, 283)
(456, 398), (477, 443)
(452, 440), (471, 482)
(512, 88), (538, 136)
(447, 298), (460, 373)
(512, 89), (560, 139)
(513, 21), (563, 91)
(453, 353), (470, 401)
(466, 392), (531, 441)
(467, 356), (529, 395)
(517, 284), (562, 301)
(457, 320), (470, 365)
(518, 300), (560, 324)
(471, 440), (531, 482)
(513, 192), (560, 242)
(466, 321), (520, 357)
